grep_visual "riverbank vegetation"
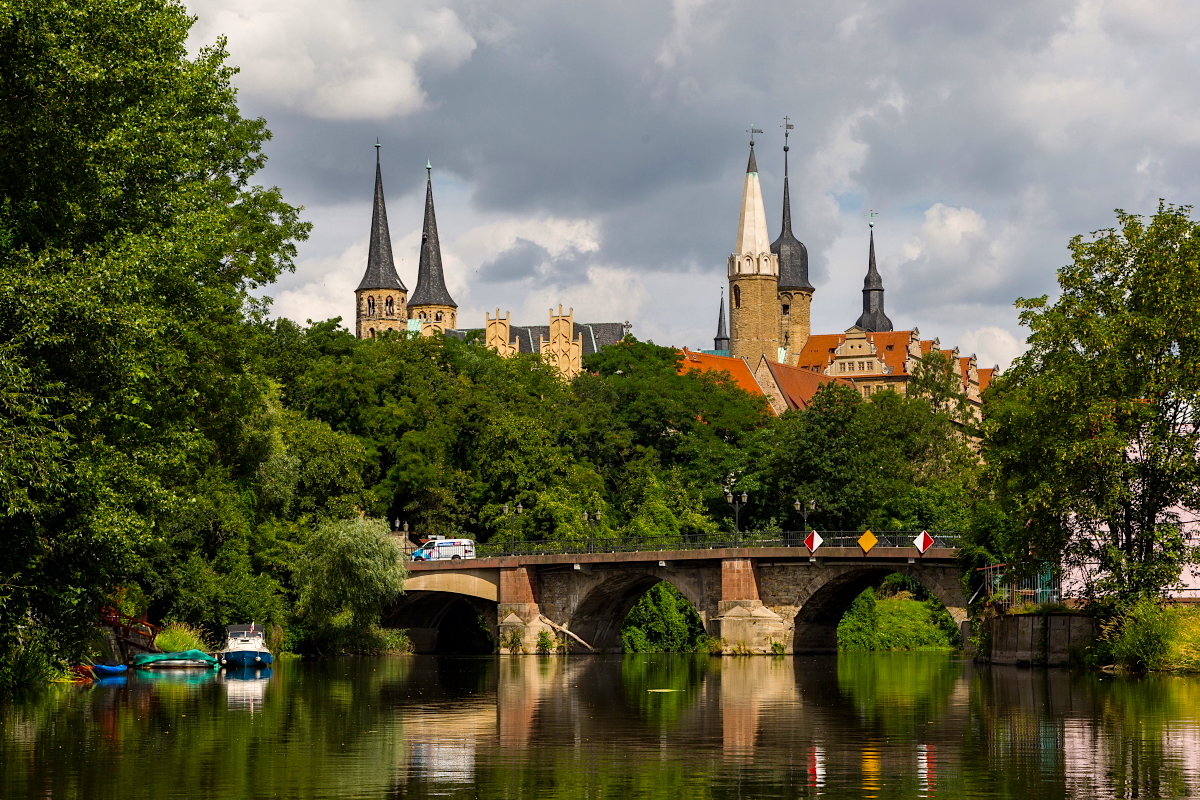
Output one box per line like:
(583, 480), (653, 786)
(980, 203), (1200, 670)
(837, 575), (961, 651)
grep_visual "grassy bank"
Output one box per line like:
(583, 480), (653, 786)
(1097, 599), (1200, 672)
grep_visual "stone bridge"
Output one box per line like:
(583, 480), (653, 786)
(388, 541), (967, 655)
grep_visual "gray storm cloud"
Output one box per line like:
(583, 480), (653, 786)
(187, 0), (1200, 370)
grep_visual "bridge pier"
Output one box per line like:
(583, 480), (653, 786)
(713, 558), (788, 654)
(497, 566), (557, 654)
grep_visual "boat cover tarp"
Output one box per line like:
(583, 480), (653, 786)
(132, 649), (218, 667)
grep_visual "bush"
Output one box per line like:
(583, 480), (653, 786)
(155, 622), (214, 653)
(621, 582), (707, 652)
(1102, 598), (1191, 671)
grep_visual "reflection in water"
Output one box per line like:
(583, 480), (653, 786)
(224, 666), (271, 712)
(2, 654), (1200, 799)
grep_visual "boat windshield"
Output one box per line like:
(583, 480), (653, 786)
(226, 625), (263, 638)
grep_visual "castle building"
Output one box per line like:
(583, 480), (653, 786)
(354, 149), (625, 378)
(715, 135), (997, 410)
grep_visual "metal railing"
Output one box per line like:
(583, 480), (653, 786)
(470, 531), (961, 559)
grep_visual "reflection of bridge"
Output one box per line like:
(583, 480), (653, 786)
(390, 533), (967, 654)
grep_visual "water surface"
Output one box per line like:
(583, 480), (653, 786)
(3, 653), (1200, 799)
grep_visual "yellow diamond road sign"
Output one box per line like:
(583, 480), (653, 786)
(858, 530), (878, 553)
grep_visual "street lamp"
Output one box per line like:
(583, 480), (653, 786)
(726, 490), (748, 540)
(584, 510), (600, 530)
(793, 499), (816, 547)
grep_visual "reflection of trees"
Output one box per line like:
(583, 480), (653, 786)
(834, 652), (963, 736)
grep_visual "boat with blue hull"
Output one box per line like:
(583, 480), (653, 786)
(219, 623), (273, 668)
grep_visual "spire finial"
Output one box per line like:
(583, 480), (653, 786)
(867, 209), (878, 229)
(425, 159), (432, 176)
(745, 126), (763, 174)
(375, 138), (381, 163)
(747, 124), (763, 147)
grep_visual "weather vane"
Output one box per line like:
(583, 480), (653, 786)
(747, 125), (763, 146)
(781, 116), (794, 150)
(866, 209), (879, 229)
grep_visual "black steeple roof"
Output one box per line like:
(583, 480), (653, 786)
(356, 145), (406, 292)
(714, 293), (730, 352)
(854, 228), (893, 332)
(409, 162), (457, 308)
(746, 144), (758, 175)
(771, 141), (813, 292)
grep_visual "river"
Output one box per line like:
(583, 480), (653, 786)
(3, 653), (1199, 799)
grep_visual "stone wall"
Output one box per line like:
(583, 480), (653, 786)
(979, 613), (1096, 667)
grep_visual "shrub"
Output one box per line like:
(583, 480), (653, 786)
(1102, 598), (1178, 671)
(155, 622), (214, 653)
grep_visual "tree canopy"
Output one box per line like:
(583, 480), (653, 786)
(983, 203), (1200, 602)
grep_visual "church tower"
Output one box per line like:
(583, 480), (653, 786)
(355, 143), (407, 339)
(854, 222), (893, 332)
(408, 162), (458, 331)
(771, 122), (814, 363)
(727, 135), (781, 363)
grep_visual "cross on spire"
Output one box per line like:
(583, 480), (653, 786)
(867, 209), (879, 228)
(747, 125), (763, 146)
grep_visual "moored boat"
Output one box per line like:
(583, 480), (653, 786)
(133, 649), (219, 669)
(219, 623), (274, 668)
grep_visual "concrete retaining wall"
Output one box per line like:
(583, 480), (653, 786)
(980, 612), (1096, 666)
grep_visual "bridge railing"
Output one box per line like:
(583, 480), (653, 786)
(474, 531), (962, 558)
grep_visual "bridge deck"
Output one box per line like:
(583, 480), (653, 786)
(408, 546), (958, 571)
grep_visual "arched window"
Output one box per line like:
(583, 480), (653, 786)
(435, 311), (443, 322)
(419, 311), (427, 320)
(782, 304), (790, 316)
(733, 284), (741, 309)
(385, 296), (394, 316)
(367, 296), (376, 316)
(369, 328), (376, 339)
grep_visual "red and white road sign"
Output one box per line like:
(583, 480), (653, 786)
(913, 530), (935, 553)
(804, 531), (823, 552)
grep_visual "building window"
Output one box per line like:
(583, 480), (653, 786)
(367, 296), (376, 316)
(385, 296), (394, 316)
(782, 304), (790, 316)
(858, 361), (866, 371)
(839, 362), (846, 373)
(733, 285), (741, 309)
(368, 328), (376, 339)
(435, 311), (443, 322)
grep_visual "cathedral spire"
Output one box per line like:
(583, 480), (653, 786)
(714, 290), (730, 352)
(734, 129), (770, 256)
(356, 141), (406, 292)
(772, 119), (812, 292)
(854, 221), (892, 332)
(408, 161), (457, 309)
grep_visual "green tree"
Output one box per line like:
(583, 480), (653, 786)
(754, 382), (978, 532)
(294, 517), (406, 639)
(984, 203), (1200, 601)
(621, 582), (707, 652)
(0, 0), (308, 683)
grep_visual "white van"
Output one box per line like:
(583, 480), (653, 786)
(411, 538), (476, 561)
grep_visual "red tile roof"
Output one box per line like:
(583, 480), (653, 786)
(794, 331), (916, 376)
(977, 368), (995, 393)
(764, 359), (853, 410)
(793, 333), (844, 373)
(677, 349), (771, 408)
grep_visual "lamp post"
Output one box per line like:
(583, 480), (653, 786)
(503, 503), (523, 540)
(726, 490), (748, 544)
(793, 499), (816, 547)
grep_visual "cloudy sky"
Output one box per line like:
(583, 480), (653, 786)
(186, 0), (1200, 370)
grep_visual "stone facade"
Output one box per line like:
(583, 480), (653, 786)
(355, 288), (407, 339)
(779, 288), (812, 361)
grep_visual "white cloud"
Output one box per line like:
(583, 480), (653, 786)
(958, 326), (1026, 371)
(186, 0), (476, 119)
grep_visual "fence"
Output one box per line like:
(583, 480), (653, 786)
(975, 563), (1062, 607)
(467, 531), (962, 558)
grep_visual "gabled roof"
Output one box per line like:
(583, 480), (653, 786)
(677, 348), (771, 411)
(793, 330), (917, 376)
(446, 322), (625, 357)
(760, 358), (852, 411)
(978, 368), (995, 393)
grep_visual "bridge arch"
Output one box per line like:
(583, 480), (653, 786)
(385, 589), (498, 654)
(565, 568), (709, 653)
(789, 564), (968, 653)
